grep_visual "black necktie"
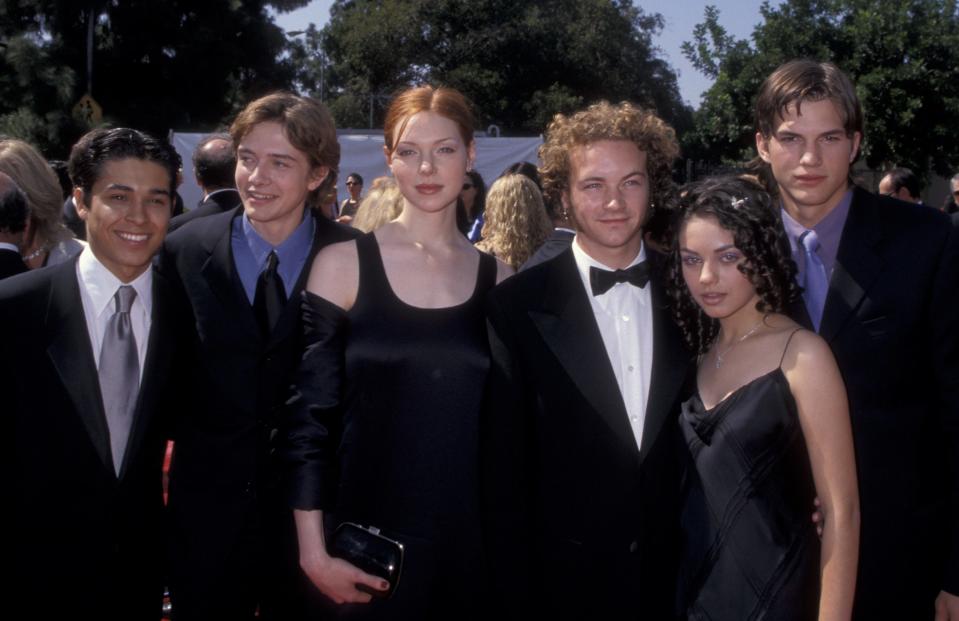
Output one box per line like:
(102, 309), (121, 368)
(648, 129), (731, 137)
(253, 251), (287, 336)
(589, 262), (650, 296)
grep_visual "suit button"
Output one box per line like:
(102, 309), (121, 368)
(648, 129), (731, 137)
(628, 540), (638, 554)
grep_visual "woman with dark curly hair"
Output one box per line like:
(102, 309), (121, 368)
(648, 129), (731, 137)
(669, 176), (859, 621)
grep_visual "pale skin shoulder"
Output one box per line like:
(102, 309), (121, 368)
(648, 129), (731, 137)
(305, 238), (360, 311)
(494, 256), (514, 283)
(781, 329), (860, 621)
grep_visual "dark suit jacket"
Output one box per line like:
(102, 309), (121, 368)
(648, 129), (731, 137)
(62, 196), (86, 240)
(158, 208), (358, 618)
(0, 247), (27, 279)
(788, 188), (959, 619)
(481, 248), (691, 620)
(168, 188), (241, 233)
(0, 257), (180, 620)
(520, 227), (575, 271)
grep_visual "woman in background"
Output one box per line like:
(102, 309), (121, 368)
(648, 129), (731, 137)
(0, 138), (84, 268)
(475, 173), (551, 269)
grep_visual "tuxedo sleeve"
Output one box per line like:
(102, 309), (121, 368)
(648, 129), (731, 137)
(281, 291), (348, 511)
(934, 217), (959, 595)
(480, 294), (534, 618)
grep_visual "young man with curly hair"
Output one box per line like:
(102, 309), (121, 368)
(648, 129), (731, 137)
(480, 101), (690, 619)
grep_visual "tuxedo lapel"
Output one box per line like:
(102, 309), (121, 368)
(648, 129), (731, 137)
(639, 261), (689, 465)
(44, 260), (114, 473)
(820, 189), (884, 342)
(529, 251), (636, 455)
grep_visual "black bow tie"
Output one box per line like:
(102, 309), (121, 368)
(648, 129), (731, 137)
(589, 262), (650, 296)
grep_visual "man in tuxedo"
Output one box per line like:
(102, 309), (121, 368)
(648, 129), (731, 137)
(159, 93), (358, 620)
(481, 101), (690, 619)
(0, 172), (29, 279)
(0, 127), (182, 619)
(168, 133), (240, 232)
(754, 60), (959, 620)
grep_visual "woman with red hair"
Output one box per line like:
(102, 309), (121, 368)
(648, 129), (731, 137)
(283, 86), (511, 617)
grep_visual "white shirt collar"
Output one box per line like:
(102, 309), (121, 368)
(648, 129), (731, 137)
(571, 235), (647, 296)
(77, 245), (153, 318)
(0, 242), (20, 253)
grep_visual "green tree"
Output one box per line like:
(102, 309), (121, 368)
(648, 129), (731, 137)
(311, 0), (692, 135)
(0, 0), (308, 158)
(683, 0), (959, 178)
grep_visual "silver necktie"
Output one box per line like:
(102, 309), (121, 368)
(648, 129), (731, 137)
(98, 285), (140, 474)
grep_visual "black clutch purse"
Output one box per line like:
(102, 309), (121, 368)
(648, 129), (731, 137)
(329, 522), (404, 599)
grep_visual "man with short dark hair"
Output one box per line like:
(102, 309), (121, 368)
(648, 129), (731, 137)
(0, 127), (183, 620)
(160, 92), (358, 620)
(755, 59), (959, 620)
(168, 133), (240, 231)
(878, 166), (921, 203)
(0, 171), (29, 279)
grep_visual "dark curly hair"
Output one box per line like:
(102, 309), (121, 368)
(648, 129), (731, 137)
(667, 175), (801, 354)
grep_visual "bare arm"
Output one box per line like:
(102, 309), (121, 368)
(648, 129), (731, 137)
(784, 331), (860, 621)
(294, 509), (387, 604)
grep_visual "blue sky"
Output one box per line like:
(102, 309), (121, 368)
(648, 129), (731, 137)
(274, 0), (767, 108)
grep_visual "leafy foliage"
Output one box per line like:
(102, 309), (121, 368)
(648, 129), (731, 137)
(683, 0), (959, 178)
(0, 0), (307, 158)
(311, 0), (692, 134)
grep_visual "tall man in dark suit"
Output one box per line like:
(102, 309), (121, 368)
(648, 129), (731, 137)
(0, 128), (183, 620)
(754, 60), (959, 620)
(0, 172), (29, 279)
(159, 93), (358, 620)
(168, 133), (240, 232)
(482, 101), (690, 620)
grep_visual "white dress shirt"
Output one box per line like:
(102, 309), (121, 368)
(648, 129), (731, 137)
(0, 241), (20, 253)
(571, 237), (654, 451)
(76, 246), (153, 380)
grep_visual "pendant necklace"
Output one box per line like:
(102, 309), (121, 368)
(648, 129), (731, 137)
(714, 318), (765, 369)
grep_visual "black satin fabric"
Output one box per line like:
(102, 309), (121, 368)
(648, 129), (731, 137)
(677, 368), (821, 621)
(283, 232), (497, 619)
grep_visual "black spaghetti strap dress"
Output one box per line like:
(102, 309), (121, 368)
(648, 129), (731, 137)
(284, 232), (497, 619)
(677, 330), (821, 620)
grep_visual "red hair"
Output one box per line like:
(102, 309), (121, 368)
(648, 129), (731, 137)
(383, 86), (476, 153)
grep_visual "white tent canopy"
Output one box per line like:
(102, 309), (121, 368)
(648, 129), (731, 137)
(171, 130), (543, 210)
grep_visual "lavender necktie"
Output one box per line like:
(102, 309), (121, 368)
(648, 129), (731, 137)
(799, 229), (829, 331)
(98, 285), (140, 474)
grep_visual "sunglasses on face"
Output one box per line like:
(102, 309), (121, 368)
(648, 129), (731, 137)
(462, 184), (474, 191)
(346, 181), (359, 187)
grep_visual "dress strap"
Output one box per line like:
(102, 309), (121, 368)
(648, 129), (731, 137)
(354, 231), (390, 296)
(476, 251), (497, 294)
(778, 328), (805, 368)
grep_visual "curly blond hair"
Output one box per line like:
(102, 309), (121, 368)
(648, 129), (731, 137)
(538, 101), (679, 236)
(475, 174), (551, 269)
(351, 176), (404, 232)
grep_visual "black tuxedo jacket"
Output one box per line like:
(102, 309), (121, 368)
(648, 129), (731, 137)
(788, 188), (959, 619)
(158, 208), (358, 618)
(0, 257), (180, 620)
(481, 248), (691, 620)
(0, 247), (27, 279)
(168, 188), (241, 233)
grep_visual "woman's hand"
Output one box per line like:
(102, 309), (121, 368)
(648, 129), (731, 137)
(300, 550), (390, 604)
(293, 509), (389, 604)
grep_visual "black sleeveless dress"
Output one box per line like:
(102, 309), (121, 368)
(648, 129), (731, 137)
(285, 232), (496, 619)
(677, 334), (821, 620)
